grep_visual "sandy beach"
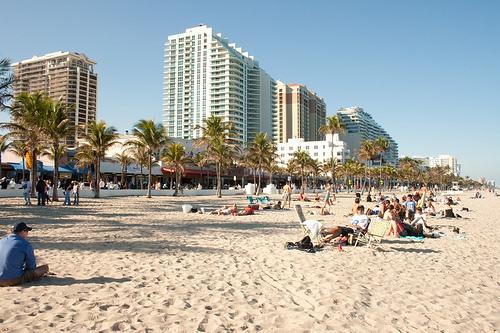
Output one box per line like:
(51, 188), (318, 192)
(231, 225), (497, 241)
(1, 192), (499, 332)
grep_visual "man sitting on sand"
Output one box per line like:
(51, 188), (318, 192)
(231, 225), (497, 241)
(0, 222), (49, 287)
(321, 205), (370, 243)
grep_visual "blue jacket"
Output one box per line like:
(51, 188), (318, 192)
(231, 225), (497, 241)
(0, 234), (36, 280)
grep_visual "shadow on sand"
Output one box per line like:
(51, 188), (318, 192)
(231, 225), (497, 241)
(28, 276), (132, 287)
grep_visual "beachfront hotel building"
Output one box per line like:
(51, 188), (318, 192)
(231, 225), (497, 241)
(163, 25), (276, 145)
(275, 81), (326, 144)
(337, 106), (399, 165)
(409, 155), (461, 176)
(276, 134), (349, 167)
(12, 51), (98, 147)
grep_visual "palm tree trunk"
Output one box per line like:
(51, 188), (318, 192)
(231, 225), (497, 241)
(257, 165), (262, 195)
(95, 157), (100, 198)
(173, 169), (178, 196)
(140, 165), (144, 190)
(331, 140), (337, 191)
(52, 143), (59, 201)
(30, 150), (37, 198)
(216, 162), (222, 198)
(147, 160), (152, 198)
(21, 157), (25, 182)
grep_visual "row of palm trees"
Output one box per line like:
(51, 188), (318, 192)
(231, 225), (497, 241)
(1, 59), (480, 197)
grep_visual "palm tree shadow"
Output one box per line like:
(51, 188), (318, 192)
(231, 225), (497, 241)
(29, 275), (131, 286)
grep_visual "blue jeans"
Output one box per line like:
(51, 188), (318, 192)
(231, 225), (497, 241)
(23, 192), (31, 205)
(73, 193), (79, 206)
(37, 192), (45, 205)
(64, 191), (71, 206)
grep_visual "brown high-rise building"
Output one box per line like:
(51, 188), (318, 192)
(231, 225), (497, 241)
(12, 51), (98, 147)
(275, 81), (326, 143)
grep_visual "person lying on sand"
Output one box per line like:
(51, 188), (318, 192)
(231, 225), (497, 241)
(321, 205), (370, 243)
(237, 205), (255, 216)
(210, 204), (238, 216)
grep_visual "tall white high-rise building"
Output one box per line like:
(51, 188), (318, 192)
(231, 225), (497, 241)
(163, 25), (276, 145)
(337, 106), (399, 165)
(429, 155), (460, 176)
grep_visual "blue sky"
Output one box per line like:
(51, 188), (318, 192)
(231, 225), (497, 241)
(2, 0), (499, 183)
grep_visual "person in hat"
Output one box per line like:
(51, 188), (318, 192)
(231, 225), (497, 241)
(0, 222), (49, 287)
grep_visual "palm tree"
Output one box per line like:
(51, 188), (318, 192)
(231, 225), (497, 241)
(398, 157), (422, 188)
(290, 150), (312, 190)
(114, 151), (132, 189)
(0, 134), (11, 180)
(0, 58), (13, 111)
(193, 152), (208, 188)
(9, 140), (28, 181)
(3, 92), (49, 197)
(81, 121), (118, 198)
(161, 142), (190, 196)
(75, 145), (95, 184)
(308, 159), (322, 192)
(42, 97), (72, 201)
(265, 160), (281, 186)
(248, 132), (276, 195)
(318, 115), (345, 189)
(194, 115), (238, 198)
(358, 139), (379, 194)
(129, 120), (168, 198)
(125, 143), (149, 190)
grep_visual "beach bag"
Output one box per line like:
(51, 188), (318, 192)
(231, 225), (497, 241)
(296, 236), (313, 250)
(181, 204), (193, 213)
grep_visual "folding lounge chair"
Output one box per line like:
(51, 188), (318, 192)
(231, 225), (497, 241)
(246, 196), (256, 204)
(294, 204), (324, 244)
(354, 218), (390, 248)
(257, 196), (271, 204)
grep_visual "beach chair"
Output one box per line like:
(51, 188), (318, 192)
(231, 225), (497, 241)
(257, 196), (271, 204)
(246, 196), (256, 204)
(294, 204), (324, 244)
(354, 218), (390, 248)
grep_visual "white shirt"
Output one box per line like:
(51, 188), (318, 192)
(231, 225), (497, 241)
(351, 214), (369, 230)
(22, 180), (31, 194)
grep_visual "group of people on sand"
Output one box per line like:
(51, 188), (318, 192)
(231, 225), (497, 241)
(318, 189), (466, 244)
(210, 200), (284, 216)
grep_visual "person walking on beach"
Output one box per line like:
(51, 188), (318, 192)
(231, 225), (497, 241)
(35, 177), (46, 206)
(63, 178), (72, 206)
(0, 222), (49, 287)
(72, 181), (80, 206)
(282, 182), (292, 208)
(21, 177), (31, 205)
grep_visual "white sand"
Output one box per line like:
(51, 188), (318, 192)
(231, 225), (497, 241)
(0, 192), (499, 332)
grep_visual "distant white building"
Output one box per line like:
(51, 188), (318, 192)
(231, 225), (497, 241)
(337, 106), (399, 165)
(277, 134), (349, 167)
(429, 155), (460, 176)
(407, 154), (460, 176)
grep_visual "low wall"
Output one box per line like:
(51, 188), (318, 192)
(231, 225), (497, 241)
(0, 188), (246, 199)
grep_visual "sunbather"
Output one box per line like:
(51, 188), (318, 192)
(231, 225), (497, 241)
(210, 204), (238, 215)
(321, 205), (370, 243)
(238, 205), (255, 216)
